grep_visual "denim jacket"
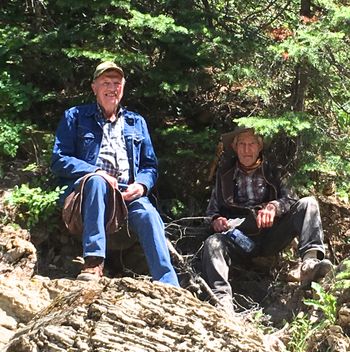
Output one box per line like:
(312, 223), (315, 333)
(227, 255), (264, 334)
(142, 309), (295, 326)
(51, 103), (158, 200)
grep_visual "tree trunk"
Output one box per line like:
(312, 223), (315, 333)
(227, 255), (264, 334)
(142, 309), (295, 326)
(290, 0), (311, 112)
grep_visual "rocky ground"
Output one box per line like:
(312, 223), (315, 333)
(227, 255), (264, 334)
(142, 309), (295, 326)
(0, 162), (350, 351)
(1, 224), (288, 352)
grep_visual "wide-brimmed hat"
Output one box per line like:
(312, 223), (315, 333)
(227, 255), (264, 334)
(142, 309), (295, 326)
(221, 126), (261, 152)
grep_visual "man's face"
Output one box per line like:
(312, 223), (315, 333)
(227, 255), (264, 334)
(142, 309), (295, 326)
(233, 131), (262, 167)
(91, 70), (125, 113)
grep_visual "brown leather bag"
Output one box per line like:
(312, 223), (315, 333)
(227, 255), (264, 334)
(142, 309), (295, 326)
(62, 173), (128, 236)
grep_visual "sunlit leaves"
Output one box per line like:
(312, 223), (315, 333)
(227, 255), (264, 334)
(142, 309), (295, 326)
(130, 10), (188, 36)
(233, 114), (311, 138)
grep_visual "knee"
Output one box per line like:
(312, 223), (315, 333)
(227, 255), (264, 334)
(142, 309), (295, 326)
(128, 199), (163, 227)
(84, 175), (108, 193)
(298, 196), (319, 211)
(204, 233), (227, 253)
(130, 197), (160, 214)
(139, 207), (162, 225)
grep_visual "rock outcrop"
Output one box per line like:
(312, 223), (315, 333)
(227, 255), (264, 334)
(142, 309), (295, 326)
(0, 224), (284, 352)
(1, 196), (350, 352)
(4, 277), (280, 352)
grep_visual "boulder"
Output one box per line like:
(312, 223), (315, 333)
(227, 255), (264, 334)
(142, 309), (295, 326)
(4, 277), (281, 352)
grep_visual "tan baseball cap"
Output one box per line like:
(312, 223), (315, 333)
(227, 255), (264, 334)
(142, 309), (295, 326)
(93, 61), (124, 80)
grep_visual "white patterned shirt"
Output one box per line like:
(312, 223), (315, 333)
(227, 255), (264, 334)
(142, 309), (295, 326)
(95, 107), (129, 183)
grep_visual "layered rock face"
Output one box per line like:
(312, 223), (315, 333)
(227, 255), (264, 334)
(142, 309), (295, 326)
(0, 224), (282, 352)
(4, 278), (277, 352)
(0, 225), (38, 346)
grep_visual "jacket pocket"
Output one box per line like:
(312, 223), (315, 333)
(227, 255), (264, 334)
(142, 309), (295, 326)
(132, 135), (144, 144)
(77, 129), (96, 161)
(132, 135), (144, 166)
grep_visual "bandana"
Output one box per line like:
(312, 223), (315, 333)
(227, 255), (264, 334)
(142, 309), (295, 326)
(238, 158), (262, 174)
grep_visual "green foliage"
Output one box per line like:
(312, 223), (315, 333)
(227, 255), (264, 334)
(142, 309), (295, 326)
(156, 125), (216, 160)
(334, 259), (350, 290)
(168, 199), (186, 219)
(287, 312), (313, 352)
(5, 184), (65, 229)
(0, 118), (28, 158)
(0, 72), (39, 114)
(0, 24), (40, 117)
(155, 125), (217, 218)
(288, 282), (337, 351)
(130, 10), (188, 36)
(338, 111), (350, 133)
(304, 282), (337, 325)
(0, 0), (349, 215)
(233, 113), (311, 138)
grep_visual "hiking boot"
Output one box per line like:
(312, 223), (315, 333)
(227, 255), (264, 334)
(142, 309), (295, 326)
(77, 256), (104, 282)
(287, 261), (302, 282)
(300, 258), (333, 287)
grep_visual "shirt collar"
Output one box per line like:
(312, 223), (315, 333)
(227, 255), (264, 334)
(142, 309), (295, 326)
(235, 160), (263, 177)
(95, 103), (124, 125)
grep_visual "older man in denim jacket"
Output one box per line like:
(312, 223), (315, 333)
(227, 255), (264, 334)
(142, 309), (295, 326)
(51, 61), (179, 286)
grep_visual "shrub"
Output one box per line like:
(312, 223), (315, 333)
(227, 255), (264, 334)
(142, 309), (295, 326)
(5, 184), (64, 229)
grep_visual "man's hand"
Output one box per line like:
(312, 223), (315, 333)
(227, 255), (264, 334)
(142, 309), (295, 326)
(122, 182), (145, 202)
(95, 171), (145, 201)
(256, 203), (276, 228)
(212, 216), (229, 233)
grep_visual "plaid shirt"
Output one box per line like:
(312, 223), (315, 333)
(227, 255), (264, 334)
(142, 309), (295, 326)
(95, 106), (129, 183)
(234, 165), (269, 207)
